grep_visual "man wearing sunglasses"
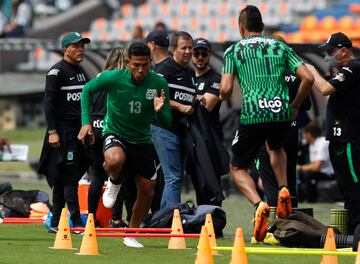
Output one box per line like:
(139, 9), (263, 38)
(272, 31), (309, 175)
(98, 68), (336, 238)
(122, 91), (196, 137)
(307, 32), (360, 251)
(192, 38), (223, 139)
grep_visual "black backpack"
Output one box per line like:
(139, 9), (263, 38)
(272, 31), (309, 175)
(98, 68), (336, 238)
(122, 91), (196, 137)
(141, 202), (226, 237)
(268, 211), (341, 248)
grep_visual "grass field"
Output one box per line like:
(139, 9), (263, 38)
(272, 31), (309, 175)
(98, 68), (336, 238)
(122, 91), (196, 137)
(0, 178), (355, 264)
(0, 128), (356, 263)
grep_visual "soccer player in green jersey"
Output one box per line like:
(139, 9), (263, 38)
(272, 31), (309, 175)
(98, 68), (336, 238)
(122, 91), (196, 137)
(78, 42), (171, 247)
(220, 5), (314, 242)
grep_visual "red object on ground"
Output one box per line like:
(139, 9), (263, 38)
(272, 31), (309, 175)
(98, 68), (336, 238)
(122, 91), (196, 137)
(78, 183), (112, 227)
(3, 218), (45, 224)
(70, 227), (172, 233)
(96, 233), (200, 238)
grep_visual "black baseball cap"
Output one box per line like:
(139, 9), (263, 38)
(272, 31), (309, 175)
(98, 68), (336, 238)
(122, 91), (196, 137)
(193, 38), (211, 51)
(319, 32), (352, 51)
(145, 30), (169, 48)
(61, 32), (90, 48)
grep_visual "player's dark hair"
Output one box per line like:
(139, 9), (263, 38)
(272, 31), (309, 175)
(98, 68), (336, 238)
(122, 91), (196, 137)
(239, 5), (264, 33)
(170, 31), (193, 50)
(128, 42), (151, 58)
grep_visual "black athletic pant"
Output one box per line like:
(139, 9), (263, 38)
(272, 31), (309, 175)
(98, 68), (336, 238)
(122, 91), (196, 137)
(329, 141), (360, 234)
(51, 130), (85, 227)
(88, 127), (107, 217)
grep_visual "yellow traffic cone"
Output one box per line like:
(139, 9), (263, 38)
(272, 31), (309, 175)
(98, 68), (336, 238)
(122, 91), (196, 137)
(49, 208), (75, 249)
(355, 242), (360, 264)
(320, 227), (338, 264)
(195, 225), (214, 264)
(168, 209), (186, 249)
(230, 228), (248, 264)
(76, 213), (98, 255)
(205, 213), (219, 255)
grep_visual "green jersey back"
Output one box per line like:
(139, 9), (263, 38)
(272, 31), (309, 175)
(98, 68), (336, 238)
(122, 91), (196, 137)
(222, 36), (304, 125)
(81, 68), (171, 144)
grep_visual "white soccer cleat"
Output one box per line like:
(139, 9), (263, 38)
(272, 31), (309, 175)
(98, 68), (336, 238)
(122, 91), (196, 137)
(102, 178), (121, 208)
(123, 237), (144, 248)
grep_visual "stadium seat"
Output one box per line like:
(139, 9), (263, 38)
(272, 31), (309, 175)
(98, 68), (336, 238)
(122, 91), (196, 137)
(139, 3), (150, 17)
(349, 3), (360, 15)
(89, 17), (108, 34)
(337, 16), (353, 31)
(300, 16), (318, 32)
(121, 3), (135, 17)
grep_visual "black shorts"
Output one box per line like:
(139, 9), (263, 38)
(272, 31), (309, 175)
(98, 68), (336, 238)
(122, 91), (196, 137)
(231, 122), (291, 168)
(103, 134), (159, 180)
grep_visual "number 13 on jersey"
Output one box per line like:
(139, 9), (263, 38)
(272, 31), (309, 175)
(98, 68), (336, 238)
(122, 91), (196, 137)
(129, 100), (142, 114)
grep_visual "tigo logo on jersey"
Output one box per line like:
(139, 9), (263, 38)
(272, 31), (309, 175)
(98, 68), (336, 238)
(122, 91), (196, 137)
(146, 89), (156, 100)
(258, 96), (283, 113)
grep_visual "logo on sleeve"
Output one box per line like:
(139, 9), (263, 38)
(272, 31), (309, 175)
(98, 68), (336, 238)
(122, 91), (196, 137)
(333, 73), (345, 82)
(258, 96), (283, 113)
(47, 69), (60, 76)
(211, 82), (220, 90)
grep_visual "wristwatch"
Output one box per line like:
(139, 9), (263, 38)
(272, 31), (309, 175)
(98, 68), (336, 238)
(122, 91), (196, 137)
(48, 129), (57, 135)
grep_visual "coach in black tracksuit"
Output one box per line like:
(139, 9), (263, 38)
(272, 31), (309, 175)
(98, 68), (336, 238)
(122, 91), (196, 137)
(308, 32), (360, 239)
(38, 32), (91, 230)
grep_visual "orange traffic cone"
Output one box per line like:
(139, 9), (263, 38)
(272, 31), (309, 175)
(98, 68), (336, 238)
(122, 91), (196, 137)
(205, 213), (219, 255)
(49, 208), (75, 249)
(76, 213), (98, 255)
(355, 242), (360, 264)
(230, 228), (248, 264)
(320, 227), (338, 264)
(168, 209), (186, 249)
(195, 225), (214, 264)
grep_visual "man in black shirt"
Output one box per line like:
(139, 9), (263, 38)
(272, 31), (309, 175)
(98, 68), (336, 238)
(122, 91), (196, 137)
(38, 32), (91, 232)
(192, 38), (222, 139)
(145, 29), (170, 68)
(151, 31), (196, 209)
(307, 32), (360, 244)
(188, 37), (226, 205)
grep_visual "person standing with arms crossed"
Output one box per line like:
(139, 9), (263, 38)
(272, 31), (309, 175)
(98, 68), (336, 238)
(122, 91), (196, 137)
(306, 32), (360, 250)
(220, 5), (314, 242)
(78, 42), (171, 248)
(38, 32), (91, 232)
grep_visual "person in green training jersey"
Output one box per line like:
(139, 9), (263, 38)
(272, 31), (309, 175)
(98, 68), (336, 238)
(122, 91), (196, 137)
(78, 42), (171, 248)
(220, 5), (314, 242)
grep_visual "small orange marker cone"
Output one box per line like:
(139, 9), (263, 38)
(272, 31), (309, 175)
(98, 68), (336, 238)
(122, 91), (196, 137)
(195, 225), (214, 264)
(205, 213), (219, 255)
(49, 208), (75, 250)
(320, 227), (338, 264)
(77, 213), (98, 255)
(355, 242), (360, 264)
(168, 209), (186, 249)
(230, 228), (248, 264)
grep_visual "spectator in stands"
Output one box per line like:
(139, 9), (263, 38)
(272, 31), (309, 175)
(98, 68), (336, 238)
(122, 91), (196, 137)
(297, 122), (334, 202)
(78, 42), (171, 248)
(154, 21), (167, 32)
(0, 0), (32, 37)
(38, 32), (91, 233)
(188, 37), (228, 206)
(220, 5), (313, 242)
(131, 25), (144, 42)
(0, 135), (10, 152)
(150, 31), (196, 209)
(306, 32), (360, 249)
(86, 47), (133, 227)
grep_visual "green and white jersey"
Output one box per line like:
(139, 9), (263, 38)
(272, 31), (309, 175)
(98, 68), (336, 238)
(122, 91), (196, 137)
(222, 36), (304, 125)
(81, 68), (171, 144)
